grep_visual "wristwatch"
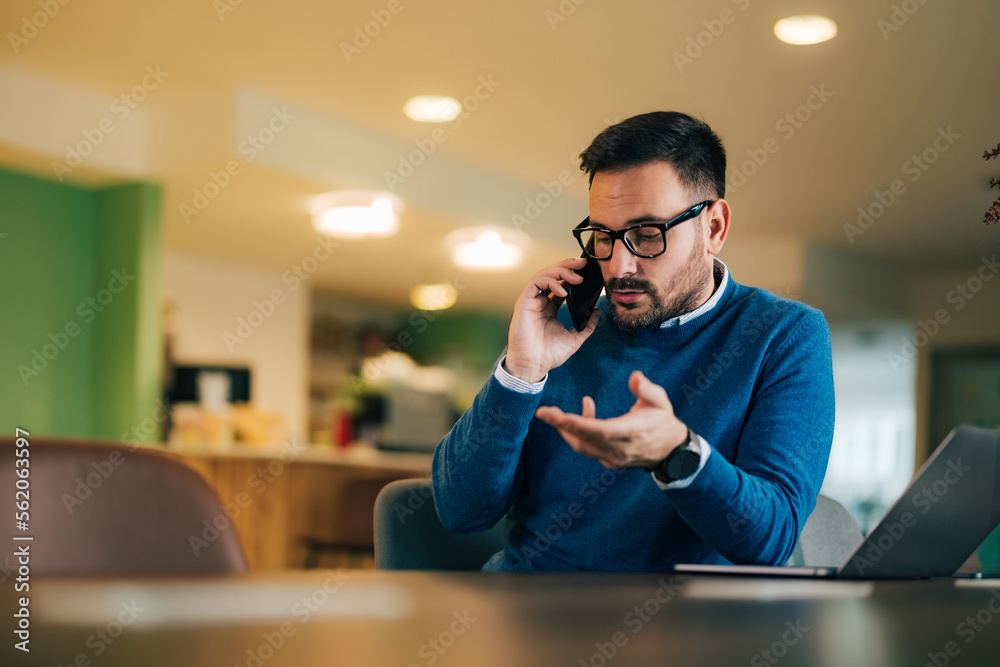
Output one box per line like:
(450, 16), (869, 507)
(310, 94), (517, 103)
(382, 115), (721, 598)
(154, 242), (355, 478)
(645, 426), (701, 484)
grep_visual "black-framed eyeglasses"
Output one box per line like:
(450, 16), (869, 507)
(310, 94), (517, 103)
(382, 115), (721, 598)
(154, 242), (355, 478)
(572, 200), (715, 260)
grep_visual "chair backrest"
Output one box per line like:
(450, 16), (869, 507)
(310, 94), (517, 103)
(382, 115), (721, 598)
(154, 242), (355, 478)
(373, 480), (862, 571)
(787, 494), (864, 567)
(339, 476), (413, 548)
(374, 479), (508, 570)
(1, 437), (248, 575)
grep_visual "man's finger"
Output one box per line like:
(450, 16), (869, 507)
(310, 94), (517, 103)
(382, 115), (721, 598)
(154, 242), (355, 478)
(537, 409), (596, 434)
(531, 275), (569, 299)
(537, 407), (615, 445)
(628, 370), (670, 408)
(535, 262), (589, 285)
(581, 309), (601, 335)
(535, 405), (566, 424)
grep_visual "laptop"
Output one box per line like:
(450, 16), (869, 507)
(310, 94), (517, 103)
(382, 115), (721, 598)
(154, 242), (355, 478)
(675, 425), (1000, 579)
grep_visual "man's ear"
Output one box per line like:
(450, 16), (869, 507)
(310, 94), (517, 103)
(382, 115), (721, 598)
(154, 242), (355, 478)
(705, 199), (731, 255)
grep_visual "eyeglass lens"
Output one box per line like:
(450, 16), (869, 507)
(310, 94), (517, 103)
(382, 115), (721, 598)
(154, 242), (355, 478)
(579, 227), (665, 259)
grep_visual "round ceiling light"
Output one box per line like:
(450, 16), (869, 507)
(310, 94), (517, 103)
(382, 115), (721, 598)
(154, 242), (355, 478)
(410, 283), (458, 311)
(445, 226), (530, 272)
(404, 95), (462, 123)
(311, 191), (403, 239)
(774, 15), (838, 45)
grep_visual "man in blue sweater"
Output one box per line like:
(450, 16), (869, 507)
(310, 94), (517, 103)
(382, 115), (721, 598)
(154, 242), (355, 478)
(432, 112), (835, 571)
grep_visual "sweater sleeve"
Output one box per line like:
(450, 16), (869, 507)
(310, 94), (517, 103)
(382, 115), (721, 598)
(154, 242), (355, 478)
(431, 367), (544, 533)
(662, 309), (836, 565)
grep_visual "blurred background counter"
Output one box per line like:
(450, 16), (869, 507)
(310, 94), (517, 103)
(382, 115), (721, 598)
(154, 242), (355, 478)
(175, 442), (431, 571)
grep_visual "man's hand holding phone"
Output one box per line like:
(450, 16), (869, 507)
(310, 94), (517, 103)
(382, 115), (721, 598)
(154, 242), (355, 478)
(504, 257), (601, 384)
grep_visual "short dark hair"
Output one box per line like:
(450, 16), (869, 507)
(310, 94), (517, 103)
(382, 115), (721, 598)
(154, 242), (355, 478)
(579, 111), (727, 199)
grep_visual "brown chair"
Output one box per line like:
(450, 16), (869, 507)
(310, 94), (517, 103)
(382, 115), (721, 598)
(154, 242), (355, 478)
(1, 437), (248, 575)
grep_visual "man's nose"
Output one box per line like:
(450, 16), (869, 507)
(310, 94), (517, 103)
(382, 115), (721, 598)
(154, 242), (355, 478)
(607, 239), (637, 278)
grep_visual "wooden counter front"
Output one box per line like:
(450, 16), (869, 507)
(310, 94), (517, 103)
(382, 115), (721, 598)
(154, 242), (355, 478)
(176, 443), (431, 570)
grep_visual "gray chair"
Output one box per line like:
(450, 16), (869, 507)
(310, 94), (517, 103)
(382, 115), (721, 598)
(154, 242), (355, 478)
(374, 478), (508, 570)
(787, 493), (864, 567)
(1, 437), (248, 575)
(374, 478), (862, 570)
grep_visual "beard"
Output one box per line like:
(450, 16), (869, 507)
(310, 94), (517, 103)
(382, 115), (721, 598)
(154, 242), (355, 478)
(606, 236), (714, 330)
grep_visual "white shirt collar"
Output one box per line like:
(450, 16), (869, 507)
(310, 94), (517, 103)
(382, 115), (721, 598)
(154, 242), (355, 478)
(659, 258), (729, 328)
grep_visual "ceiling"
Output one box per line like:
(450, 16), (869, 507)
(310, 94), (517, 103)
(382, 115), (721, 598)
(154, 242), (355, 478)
(1, 0), (998, 313)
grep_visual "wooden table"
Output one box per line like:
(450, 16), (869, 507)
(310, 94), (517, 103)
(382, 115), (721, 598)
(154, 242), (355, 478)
(8, 570), (1000, 666)
(175, 443), (432, 570)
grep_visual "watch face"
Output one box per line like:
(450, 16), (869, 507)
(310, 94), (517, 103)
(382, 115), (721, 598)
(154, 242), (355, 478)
(665, 448), (701, 481)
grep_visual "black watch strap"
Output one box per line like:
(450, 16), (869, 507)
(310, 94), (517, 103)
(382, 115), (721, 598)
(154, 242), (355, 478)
(645, 426), (701, 484)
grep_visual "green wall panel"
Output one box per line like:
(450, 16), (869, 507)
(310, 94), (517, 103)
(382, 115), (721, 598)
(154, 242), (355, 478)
(91, 183), (162, 441)
(0, 168), (97, 436)
(402, 310), (509, 373)
(0, 167), (161, 442)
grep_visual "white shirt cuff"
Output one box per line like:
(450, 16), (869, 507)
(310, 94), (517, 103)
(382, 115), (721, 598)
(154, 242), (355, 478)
(494, 354), (547, 394)
(652, 435), (712, 490)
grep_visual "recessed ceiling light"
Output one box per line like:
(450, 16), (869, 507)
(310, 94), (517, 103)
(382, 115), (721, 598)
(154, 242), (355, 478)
(444, 226), (530, 272)
(311, 191), (403, 239)
(404, 95), (462, 123)
(774, 15), (838, 45)
(410, 283), (458, 311)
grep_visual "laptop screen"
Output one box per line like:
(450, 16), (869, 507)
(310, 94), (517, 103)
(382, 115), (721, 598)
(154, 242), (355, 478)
(837, 425), (1000, 579)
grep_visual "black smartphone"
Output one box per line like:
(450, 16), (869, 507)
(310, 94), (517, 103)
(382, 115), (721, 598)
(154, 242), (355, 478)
(565, 254), (604, 332)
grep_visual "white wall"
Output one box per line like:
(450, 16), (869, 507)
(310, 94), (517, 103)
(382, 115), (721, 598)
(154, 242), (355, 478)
(163, 250), (309, 441)
(824, 321), (917, 532)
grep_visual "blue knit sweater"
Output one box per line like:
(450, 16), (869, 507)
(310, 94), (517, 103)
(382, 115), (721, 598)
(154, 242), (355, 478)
(432, 275), (835, 571)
